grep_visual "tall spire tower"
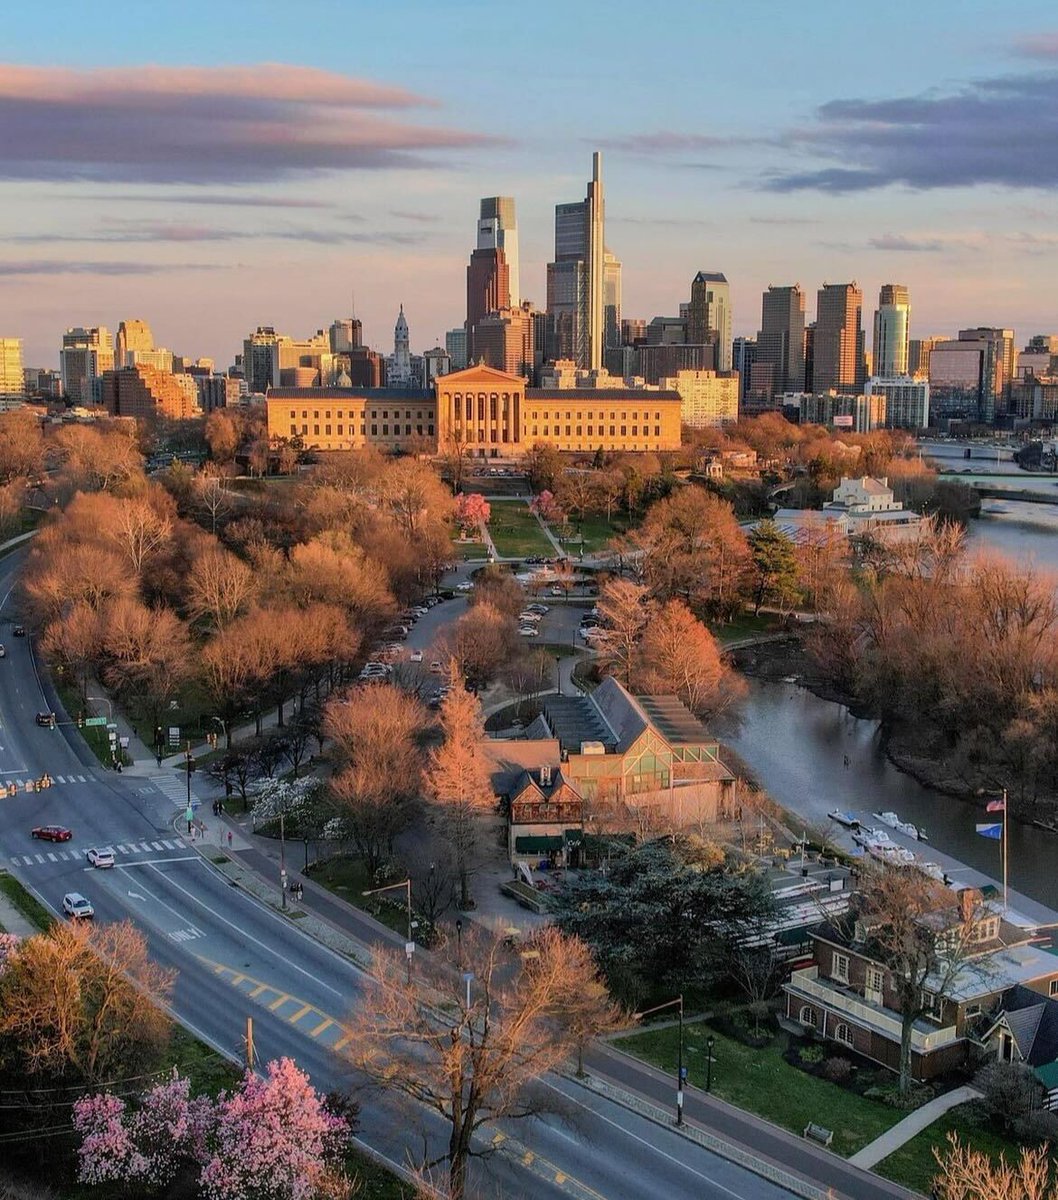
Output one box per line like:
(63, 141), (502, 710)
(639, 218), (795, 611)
(587, 151), (605, 371)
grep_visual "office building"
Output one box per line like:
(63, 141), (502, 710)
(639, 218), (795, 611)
(446, 328), (468, 372)
(637, 342), (715, 386)
(793, 391), (885, 434)
(478, 197), (519, 308)
(733, 337), (757, 400)
(197, 375), (242, 413)
(645, 315), (688, 345)
(865, 377), (930, 430)
(466, 245), (510, 363)
(61, 327), (114, 405)
(0, 339), (24, 397)
(421, 347), (451, 389)
(958, 328), (1016, 421)
(267, 364), (682, 457)
(604, 251), (622, 351)
(688, 272), (732, 371)
(472, 305), (535, 377)
(755, 286), (805, 398)
(907, 336), (944, 379)
(814, 282), (864, 394)
(872, 285), (910, 378)
(22, 367), (62, 400)
(664, 370), (739, 428)
(339, 347), (386, 388)
(100, 364), (198, 420)
(928, 341), (988, 423)
(242, 326), (334, 394)
(116, 319), (155, 367)
(546, 152), (607, 370)
(329, 318), (362, 353)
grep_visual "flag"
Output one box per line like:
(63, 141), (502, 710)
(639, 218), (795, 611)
(976, 823), (1003, 840)
(986, 797), (1006, 813)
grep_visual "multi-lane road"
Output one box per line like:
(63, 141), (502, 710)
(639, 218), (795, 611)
(0, 548), (807, 1199)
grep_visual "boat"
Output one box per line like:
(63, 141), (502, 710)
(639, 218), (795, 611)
(918, 862), (947, 883)
(853, 826), (892, 848)
(872, 811), (928, 842)
(827, 810), (860, 829)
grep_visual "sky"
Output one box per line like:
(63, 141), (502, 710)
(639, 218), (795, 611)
(3, 0), (1058, 367)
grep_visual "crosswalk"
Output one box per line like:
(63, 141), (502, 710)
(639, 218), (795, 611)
(1, 772), (91, 792)
(146, 772), (194, 807)
(10, 838), (186, 868)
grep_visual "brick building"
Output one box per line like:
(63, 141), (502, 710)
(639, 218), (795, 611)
(100, 364), (199, 420)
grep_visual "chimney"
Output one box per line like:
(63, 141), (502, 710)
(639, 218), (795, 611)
(958, 887), (982, 924)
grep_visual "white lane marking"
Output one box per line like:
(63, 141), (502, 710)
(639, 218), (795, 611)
(138, 842), (152, 852)
(55, 775), (66, 784)
(117, 844), (128, 853)
(121, 856), (198, 866)
(8, 857), (16, 865)
(160, 840), (176, 849)
(58, 851), (70, 860)
(542, 1079), (746, 1200)
(150, 841), (164, 851)
(46, 852), (57, 861)
(0, 768), (26, 775)
(127, 890), (146, 900)
(34, 853), (44, 863)
(143, 862), (347, 1002)
(76, 775), (87, 783)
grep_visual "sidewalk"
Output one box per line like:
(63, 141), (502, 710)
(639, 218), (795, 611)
(0, 873), (38, 937)
(847, 1084), (981, 1169)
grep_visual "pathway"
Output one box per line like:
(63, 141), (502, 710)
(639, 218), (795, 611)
(0, 873), (38, 936)
(847, 1085), (981, 1169)
(531, 506), (566, 557)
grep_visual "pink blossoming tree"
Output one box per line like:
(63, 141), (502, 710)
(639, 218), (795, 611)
(455, 492), (490, 536)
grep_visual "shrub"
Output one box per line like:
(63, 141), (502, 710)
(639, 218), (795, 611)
(822, 1056), (853, 1084)
(799, 1044), (824, 1065)
(976, 1061), (1046, 1137)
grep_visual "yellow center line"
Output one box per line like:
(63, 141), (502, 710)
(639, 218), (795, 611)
(288, 1003), (313, 1023)
(333, 1034), (351, 1052)
(268, 993), (291, 1012)
(249, 983), (267, 998)
(310, 1017), (334, 1037)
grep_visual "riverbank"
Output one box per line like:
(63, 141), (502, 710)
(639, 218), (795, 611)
(730, 638), (1058, 823)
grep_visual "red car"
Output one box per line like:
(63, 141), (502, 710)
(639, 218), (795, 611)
(31, 824), (72, 843)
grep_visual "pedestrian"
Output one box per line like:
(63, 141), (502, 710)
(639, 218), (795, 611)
(187, 818), (193, 835)
(227, 830), (233, 849)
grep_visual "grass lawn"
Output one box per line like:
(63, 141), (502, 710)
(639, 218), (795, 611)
(308, 855), (410, 938)
(554, 513), (633, 555)
(616, 1021), (901, 1159)
(710, 612), (784, 646)
(487, 501), (554, 558)
(165, 1024), (242, 1096)
(345, 1150), (417, 1200)
(0, 870), (52, 930)
(875, 1103), (1031, 1195)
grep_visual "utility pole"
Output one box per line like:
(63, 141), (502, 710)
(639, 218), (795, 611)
(245, 1016), (255, 1070)
(280, 812), (287, 910)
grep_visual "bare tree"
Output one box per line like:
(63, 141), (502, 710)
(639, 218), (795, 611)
(186, 545), (258, 629)
(194, 472), (231, 536)
(595, 578), (652, 686)
(111, 496), (173, 576)
(338, 927), (621, 1200)
(729, 946), (782, 1037)
(933, 1131), (1053, 1200)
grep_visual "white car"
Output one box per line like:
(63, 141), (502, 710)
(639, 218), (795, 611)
(85, 847), (115, 869)
(518, 612), (542, 623)
(456, 581), (474, 592)
(409, 650), (424, 663)
(549, 586), (564, 596)
(62, 892), (94, 919)
(518, 626), (540, 637)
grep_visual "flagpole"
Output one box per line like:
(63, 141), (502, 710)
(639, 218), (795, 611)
(1002, 787), (1008, 911)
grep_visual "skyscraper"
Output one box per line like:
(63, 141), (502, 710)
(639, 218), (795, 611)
(116, 319), (154, 368)
(956, 327), (1016, 422)
(545, 151), (607, 370)
(756, 285), (805, 397)
(872, 284), (910, 378)
(446, 328), (468, 371)
(466, 245), (509, 363)
(688, 272), (732, 372)
(478, 197), (519, 308)
(61, 327), (114, 405)
(0, 338), (23, 397)
(603, 250), (622, 352)
(814, 282), (864, 394)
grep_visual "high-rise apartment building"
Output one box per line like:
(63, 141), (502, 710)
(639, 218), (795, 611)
(100, 364), (198, 420)
(621, 318), (647, 346)
(908, 336), (944, 379)
(865, 377), (930, 430)
(546, 152), (607, 370)
(477, 197), (519, 308)
(688, 272), (732, 371)
(472, 305), (535, 377)
(329, 318), (362, 353)
(0, 339), (24, 397)
(732, 336), (756, 401)
(116, 319), (154, 367)
(755, 285), (805, 398)
(872, 284), (910, 378)
(664, 369), (739, 428)
(61, 327), (114, 405)
(242, 326), (333, 393)
(928, 341), (987, 423)
(814, 282), (864, 394)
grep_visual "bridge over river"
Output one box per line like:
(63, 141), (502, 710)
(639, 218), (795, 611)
(939, 472), (1058, 504)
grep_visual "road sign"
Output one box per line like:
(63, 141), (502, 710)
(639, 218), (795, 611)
(84, 716), (107, 728)
(168, 726), (180, 747)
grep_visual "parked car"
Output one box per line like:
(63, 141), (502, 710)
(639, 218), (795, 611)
(456, 581), (474, 592)
(527, 604), (549, 614)
(62, 892), (94, 920)
(0, 644), (5, 658)
(12, 625), (25, 637)
(35, 711), (56, 727)
(85, 847), (115, 869)
(518, 612), (542, 623)
(409, 649), (424, 663)
(32, 824), (72, 842)
(549, 586), (564, 597)
(429, 661), (445, 674)
(518, 626), (540, 637)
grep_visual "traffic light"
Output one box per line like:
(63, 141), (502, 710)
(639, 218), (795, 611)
(77, 714), (83, 729)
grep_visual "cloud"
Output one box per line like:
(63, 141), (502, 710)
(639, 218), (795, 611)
(765, 69), (1058, 192)
(72, 192), (337, 209)
(0, 62), (498, 184)
(869, 234), (948, 252)
(749, 215), (820, 226)
(390, 209), (441, 223)
(595, 132), (740, 155)
(0, 219), (430, 247)
(1011, 32), (1058, 59)
(0, 260), (220, 276)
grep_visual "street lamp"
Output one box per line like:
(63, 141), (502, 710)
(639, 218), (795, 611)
(555, 654), (562, 696)
(706, 1034), (715, 1094)
(635, 994), (685, 1125)
(455, 917), (463, 969)
(363, 878), (414, 983)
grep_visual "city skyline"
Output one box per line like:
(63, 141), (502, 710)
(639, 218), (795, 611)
(3, 1), (1058, 365)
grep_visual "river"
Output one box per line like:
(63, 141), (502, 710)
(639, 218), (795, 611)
(721, 442), (1058, 916)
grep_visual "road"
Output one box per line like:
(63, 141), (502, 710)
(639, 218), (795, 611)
(0, 548), (803, 1199)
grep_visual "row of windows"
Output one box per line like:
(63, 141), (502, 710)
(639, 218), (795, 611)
(529, 411), (666, 421)
(290, 424), (434, 438)
(531, 426), (663, 439)
(287, 408), (431, 421)
(798, 1008), (854, 1047)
